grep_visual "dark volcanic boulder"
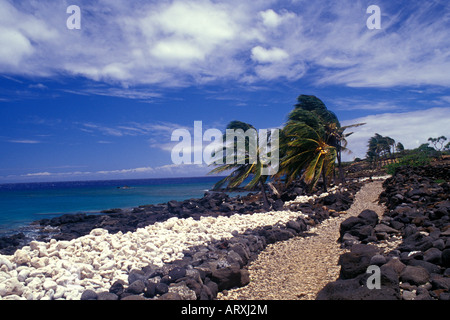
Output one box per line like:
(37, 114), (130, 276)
(168, 267), (187, 282)
(340, 216), (363, 238)
(126, 280), (146, 295)
(338, 244), (379, 279)
(339, 210), (380, 243)
(272, 199), (285, 211)
(80, 290), (98, 300)
(210, 263), (249, 291)
(109, 280), (125, 296)
(400, 266), (430, 286)
(358, 210), (379, 227)
(316, 273), (400, 300)
(0, 233), (26, 255)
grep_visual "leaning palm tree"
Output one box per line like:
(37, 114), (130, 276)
(327, 122), (366, 183)
(207, 121), (274, 210)
(367, 133), (394, 168)
(287, 95), (364, 184)
(278, 120), (337, 192)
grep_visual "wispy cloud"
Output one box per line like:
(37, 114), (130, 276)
(1, 0), (448, 89)
(1, 163), (211, 182)
(333, 98), (409, 112)
(28, 83), (47, 90)
(7, 139), (41, 144)
(78, 121), (190, 138)
(24, 172), (51, 177)
(62, 87), (162, 101)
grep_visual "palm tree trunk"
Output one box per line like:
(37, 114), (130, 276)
(259, 179), (270, 211)
(322, 169), (327, 192)
(337, 143), (345, 184)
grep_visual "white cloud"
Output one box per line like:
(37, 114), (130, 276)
(0, 0), (449, 88)
(260, 9), (282, 28)
(251, 46), (289, 63)
(342, 107), (450, 161)
(0, 28), (34, 66)
(24, 172), (51, 177)
(259, 8), (297, 29)
(151, 40), (206, 62)
(0, 0), (58, 72)
(96, 167), (155, 175)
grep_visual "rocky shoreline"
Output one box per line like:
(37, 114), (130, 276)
(0, 176), (364, 300)
(0, 190), (273, 255)
(0, 178), (355, 255)
(317, 164), (450, 300)
(4, 162), (447, 301)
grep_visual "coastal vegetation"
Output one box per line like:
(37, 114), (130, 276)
(366, 133), (397, 169)
(210, 95), (450, 209)
(208, 93), (448, 208)
(208, 95), (365, 196)
(383, 135), (449, 175)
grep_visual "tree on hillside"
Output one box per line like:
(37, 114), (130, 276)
(366, 133), (396, 168)
(445, 142), (450, 151)
(396, 142), (405, 154)
(428, 136), (447, 151)
(385, 136), (396, 158)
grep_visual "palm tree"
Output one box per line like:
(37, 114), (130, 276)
(326, 122), (366, 183)
(367, 134), (383, 168)
(286, 95), (364, 184)
(396, 142), (405, 154)
(207, 121), (273, 210)
(278, 120), (337, 192)
(385, 136), (396, 158)
(366, 133), (395, 168)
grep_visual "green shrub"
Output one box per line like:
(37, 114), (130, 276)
(384, 153), (431, 175)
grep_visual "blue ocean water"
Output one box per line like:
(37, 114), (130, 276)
(0, 176), (230, 236)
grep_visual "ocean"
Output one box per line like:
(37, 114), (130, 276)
(0, 176), (231, 236)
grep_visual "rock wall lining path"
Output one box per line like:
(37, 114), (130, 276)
(219, 180), (387, 300)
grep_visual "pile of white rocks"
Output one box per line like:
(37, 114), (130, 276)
(283, 184), (343, 207)
(357, 175), (391, 182)
(0, 209), (305, 300)
(283, 176), (391, 208)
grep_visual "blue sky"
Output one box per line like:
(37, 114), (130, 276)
(0, 0), (449, 183)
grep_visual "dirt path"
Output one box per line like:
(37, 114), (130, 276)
(218, 180), (387, 300)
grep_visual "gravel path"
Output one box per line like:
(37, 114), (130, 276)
(218, 180), (387, 300)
